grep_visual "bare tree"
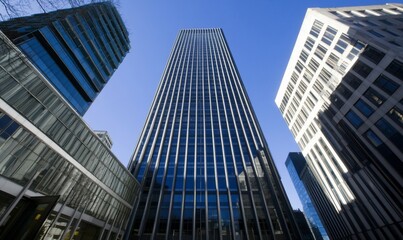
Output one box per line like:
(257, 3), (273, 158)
(0, 0), (117, 20)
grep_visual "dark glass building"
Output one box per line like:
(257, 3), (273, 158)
(293, 210), (315, 240)
(0, 2), (130, 115)
(127, 29), (301, 240)
(286, 153), (329, 240)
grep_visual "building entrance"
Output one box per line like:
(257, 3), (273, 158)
(0, 193), (59, 240)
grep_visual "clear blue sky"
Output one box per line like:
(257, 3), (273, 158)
(84, 0), (389, 210)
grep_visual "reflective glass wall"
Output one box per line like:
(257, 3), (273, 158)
(0, 2), (130, 115)
(0, 31), (139, 240)
(286, 153), (329, 240)
(128, 29), (300, 240)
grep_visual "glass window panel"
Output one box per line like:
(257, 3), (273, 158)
(363, 87), (385, 107)
(365, 129), (383, 147)
(310, 20), (323, 38)
(361, 46), (385, 64)
(387, 106), (403, 128)
(314, 44), (327, 60)
(335, 83), (352, 100)
(343, 72), (362, 89)
(346, 110), (364, 128)
(374, 74), (399, 95)
(385, 59), (403, 81)
(352, 60), (372, 78)
(354, 99), (374, 117)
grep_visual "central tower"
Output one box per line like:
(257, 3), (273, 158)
(128, 29), (300, 239)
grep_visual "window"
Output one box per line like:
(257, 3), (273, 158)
(376, 118), (396, 137)
(295, 61), (304, 73)
(295, 90), (303, 101)
(368, 30), (384, 38)
(385, 59), (403, 81)
(335, 34), (349, 54)
(330, 95), (344, 109)
(314, 44), (327, 60)
(383, 29), (399, 37)
(364, 87), (385, 107)
(343, 72), (362, 89)
(361, 20), (378, 26)
(303, 70), (313, 83)
(354, 99), (374, 117)
(310, 20), (324, 38)
(319, 68), (332, 85)
(304, 37), (315, 51)
(387, 106), (403, 128)
(337, 61), (349, 75)
(335, 83), (352, 100)
(287, 84), (294, 95)
(361, 46), (385, 64)
(308, 59), (319, 72)
(280, 104), (285, 114)
(310, 91), (318, 102)
(379, 19), (393, 25)
(347, 41), (365, 60)
(365, 129), (383, 147)
(305, 96), (315, 110)
(321, 26), (337, 45)
(373, 74), (399, 95)
(300, 50), (309, 62)
(291, 72), (299, 84)
(326, 53), (339, 69)
(352, 60), (372, 78)
(354, 22), (366, 28)
(0, 112), (20, 140)
(389, 41), (401, 47)
(313, 81), (324, 94)
(346, 110), (363, 128)
(376, 118), (403, 149)
(298, 81), (307, 93)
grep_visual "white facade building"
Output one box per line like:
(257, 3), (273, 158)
(276, 4), (402, 240)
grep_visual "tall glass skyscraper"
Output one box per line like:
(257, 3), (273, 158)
(127, 29), (301, 240)
(0, 2), (130, 115)
(286, 153), (329, 240)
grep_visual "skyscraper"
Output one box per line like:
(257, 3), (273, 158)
(292, 209), (315, 240)
(276, 4), (402, 239)
(286, 152), (329, 240)
(0, 3), (139, 239)
(0, 2), (130, 115)
(127, 29), (301, 239)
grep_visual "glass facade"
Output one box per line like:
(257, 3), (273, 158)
(128, 29), (300, 240)
(0, 28), (139, 239)
(292, 210), (315, 240)
(0, 2), (130, 115)
(286, 153), (329, 240)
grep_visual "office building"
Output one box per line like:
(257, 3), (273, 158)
(293, 209), (315, 240)
(127, 28), (301, 239)
(286, 152), (329, 240)
(276, 4), (402, 240)
(95, 130), (113, 149)
(0, 3), (139, 240)
(288, 154), (348, 240)
(0, 2), (130, 115)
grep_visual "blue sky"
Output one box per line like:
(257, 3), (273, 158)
(84, 0), (389, 209)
